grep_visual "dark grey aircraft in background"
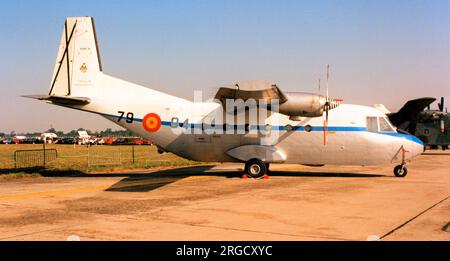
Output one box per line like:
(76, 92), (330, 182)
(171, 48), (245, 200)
(387, 97), (449, 150)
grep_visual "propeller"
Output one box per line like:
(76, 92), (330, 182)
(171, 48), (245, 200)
(436, 97), (446, 133)
(322, 64), (342, 145)
(323, 65), (330, 145)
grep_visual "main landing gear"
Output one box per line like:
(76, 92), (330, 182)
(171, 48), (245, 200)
(244, 159), (268, 179)
(393, 164), (408, 177)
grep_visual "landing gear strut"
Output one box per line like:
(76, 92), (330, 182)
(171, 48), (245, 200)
(244, 159), (267, 179)
(393, 165), (408, 177)
(393, 146), (409, 177)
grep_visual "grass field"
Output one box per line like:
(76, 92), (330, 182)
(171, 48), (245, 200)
(0, 144), (202, 180)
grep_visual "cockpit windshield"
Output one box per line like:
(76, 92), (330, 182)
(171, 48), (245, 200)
(366, 116), (396, 132)
(379, 117), (395, 132)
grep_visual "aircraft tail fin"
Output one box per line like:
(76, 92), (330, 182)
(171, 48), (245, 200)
(49, 17), (102, 97)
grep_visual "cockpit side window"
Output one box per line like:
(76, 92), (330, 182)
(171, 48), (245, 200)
(379, 117), (395, 132)
(366, 117), (378, 132)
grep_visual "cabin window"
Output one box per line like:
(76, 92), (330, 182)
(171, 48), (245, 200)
(366, 117), (378, 132)
(171, 117), (179, 128)
(265, 124), (272, 133)
(304, 125), (312, 132)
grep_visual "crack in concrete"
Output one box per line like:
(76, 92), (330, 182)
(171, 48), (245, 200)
(0, 222), (88, 240)
(181, 222), (351, 241)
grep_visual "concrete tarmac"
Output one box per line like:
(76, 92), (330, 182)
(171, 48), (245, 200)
(0, 152), (449, 241)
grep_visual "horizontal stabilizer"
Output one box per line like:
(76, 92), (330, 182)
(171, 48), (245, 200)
(22, 95), (90, 105)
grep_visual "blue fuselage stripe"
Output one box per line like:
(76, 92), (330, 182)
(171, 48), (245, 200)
(376, 132), (424, 146)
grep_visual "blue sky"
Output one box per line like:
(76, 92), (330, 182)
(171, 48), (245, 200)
(1, 0), (449, 132)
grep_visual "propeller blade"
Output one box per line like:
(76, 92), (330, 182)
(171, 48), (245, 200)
(326, 64), (330, 98)
(323, 64), (331, 145)
(323, 98), (331, 145)
(438, 97), (444, 112)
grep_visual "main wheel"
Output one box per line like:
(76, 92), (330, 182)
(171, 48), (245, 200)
(245, 159), (267, 179)
(393, 165), (408, 177)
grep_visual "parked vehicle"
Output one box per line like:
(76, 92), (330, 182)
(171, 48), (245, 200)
(112, 137), (152, 145)
(2, 138), (13, 144)
(58, 137), (77, 144)
(41, 133), (58, 144)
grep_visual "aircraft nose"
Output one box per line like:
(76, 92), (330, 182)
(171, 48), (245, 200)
(409, 135), (424, 158)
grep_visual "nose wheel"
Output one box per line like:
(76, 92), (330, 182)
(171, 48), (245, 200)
(244, 159), (267, 179)
(393, 165), (408, 177)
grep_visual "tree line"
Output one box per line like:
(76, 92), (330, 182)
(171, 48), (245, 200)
(0, 128), (135, 138)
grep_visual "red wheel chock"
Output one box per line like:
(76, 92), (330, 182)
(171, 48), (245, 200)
(241, 173), (270, 179)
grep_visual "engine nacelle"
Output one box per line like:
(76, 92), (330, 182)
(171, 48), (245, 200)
(278, 92), (327, 117)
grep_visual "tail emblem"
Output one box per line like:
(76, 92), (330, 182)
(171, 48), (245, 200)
(80, 63), (88, 73)
(143, 113), (162, 132)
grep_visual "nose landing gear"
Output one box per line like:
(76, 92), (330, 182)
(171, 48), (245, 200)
(393, 165), (408, 177)
(393, 146), (409, 177)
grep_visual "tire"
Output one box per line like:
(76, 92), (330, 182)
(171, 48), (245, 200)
(393, 165), (408, 177)
(245, 159), (267, 179)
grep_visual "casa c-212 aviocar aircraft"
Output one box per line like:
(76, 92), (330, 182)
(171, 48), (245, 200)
(25, 17), (424, 178)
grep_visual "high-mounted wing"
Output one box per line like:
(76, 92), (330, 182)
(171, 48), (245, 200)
(213, 80), (340, 119)
(214, 80), (288, 105)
